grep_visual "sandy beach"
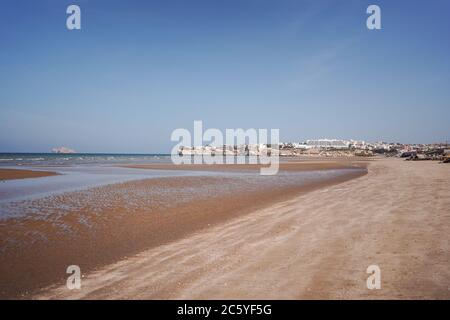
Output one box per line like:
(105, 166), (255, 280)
(2, 0), (450, 306)
(0, 161), (365, 299)
(29, 158), (450, 299)
(0, 168), (57, 181)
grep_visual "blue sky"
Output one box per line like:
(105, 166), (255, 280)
(1, 0), (449, 153)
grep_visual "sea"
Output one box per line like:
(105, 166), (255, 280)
(0, 153), (172, 166)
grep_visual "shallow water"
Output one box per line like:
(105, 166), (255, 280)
(0, 165), (207, 203)
(0, 164), (364, 220)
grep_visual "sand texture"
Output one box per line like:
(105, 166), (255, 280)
(35, 159), (450, 299)
(0, 169), (57, 181)
(0, 162), (364, 298)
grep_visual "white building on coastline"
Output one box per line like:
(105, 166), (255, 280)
(293, 139), (350, 150)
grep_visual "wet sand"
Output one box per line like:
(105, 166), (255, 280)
(0, 169), (58, 181)
(120, 160), (365, 172)
(0, 161), (365, 299)
(35, 158), (450, 299)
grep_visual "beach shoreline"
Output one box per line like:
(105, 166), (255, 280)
(0, 161), (366, 299)
(32, 158), (450, 300)
(118, 159), (368, 172)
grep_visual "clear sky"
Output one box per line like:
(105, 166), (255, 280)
(1, 0), (449, 153)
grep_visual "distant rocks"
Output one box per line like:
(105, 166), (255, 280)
(52, 147), (76, 154)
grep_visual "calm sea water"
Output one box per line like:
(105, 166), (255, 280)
(0, 153), (366, 219)
(0, 153), (172, 166)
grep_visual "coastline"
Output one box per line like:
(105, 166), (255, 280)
(0, 161), (366, 299)
(34, 158), (450, 300)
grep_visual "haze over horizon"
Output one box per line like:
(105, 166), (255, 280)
(1, 0), (449, 153)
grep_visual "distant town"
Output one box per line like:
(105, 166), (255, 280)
(178, 139), (450, 162)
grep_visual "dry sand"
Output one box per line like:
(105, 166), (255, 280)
(0, 168), (57, 180)
(35, 158), (450, 299)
